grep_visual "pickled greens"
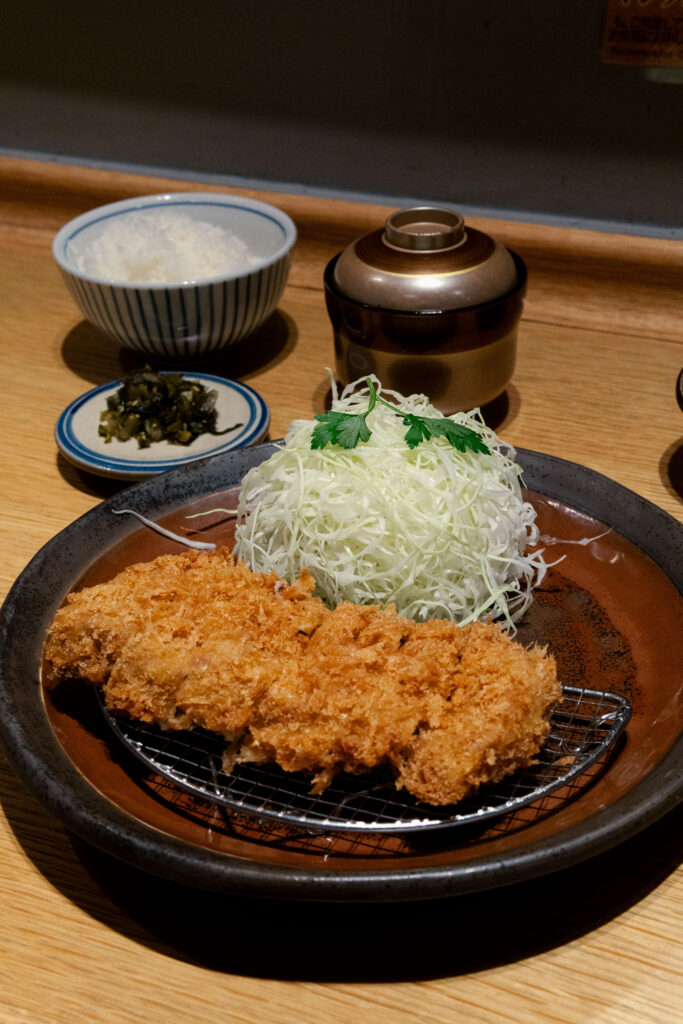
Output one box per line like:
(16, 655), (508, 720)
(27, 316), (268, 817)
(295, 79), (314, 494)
(99, 366), (239, 448)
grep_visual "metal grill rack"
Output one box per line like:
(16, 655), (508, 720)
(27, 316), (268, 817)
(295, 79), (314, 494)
(101, 686), (631, 834)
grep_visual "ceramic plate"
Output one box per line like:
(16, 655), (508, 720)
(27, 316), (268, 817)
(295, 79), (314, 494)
(0, 445), (681, 901)
(55, 373), (269, 479)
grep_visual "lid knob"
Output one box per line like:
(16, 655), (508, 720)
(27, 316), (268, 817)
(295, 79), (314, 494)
(383, 207), (465, 252)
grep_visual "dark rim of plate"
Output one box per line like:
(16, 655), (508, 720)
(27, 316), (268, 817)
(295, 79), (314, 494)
(99, 685), (632, 834)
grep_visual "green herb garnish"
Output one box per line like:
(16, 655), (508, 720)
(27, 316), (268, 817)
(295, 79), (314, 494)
(99, 366), (242, 449)
(312, 379), (490, 455)
(311, 380), (377, 449)
(401, 413), (491, 453)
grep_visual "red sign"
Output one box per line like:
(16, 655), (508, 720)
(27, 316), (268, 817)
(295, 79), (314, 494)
(602, 0), (683, 66)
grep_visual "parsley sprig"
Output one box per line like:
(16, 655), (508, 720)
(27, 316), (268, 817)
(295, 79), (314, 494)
(311, 380), (490, 455)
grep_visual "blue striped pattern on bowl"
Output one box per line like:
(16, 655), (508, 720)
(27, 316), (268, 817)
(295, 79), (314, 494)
(53, 194), (296, 361)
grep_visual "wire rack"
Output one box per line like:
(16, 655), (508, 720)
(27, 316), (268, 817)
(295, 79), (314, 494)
(100, 686), (631, 834)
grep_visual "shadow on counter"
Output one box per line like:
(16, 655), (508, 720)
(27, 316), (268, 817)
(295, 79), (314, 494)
(2, 770), (680, 982)
(59, 308), (296, 388)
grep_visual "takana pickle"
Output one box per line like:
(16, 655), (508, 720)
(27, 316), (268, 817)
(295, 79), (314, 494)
(99, 366), (242, 448)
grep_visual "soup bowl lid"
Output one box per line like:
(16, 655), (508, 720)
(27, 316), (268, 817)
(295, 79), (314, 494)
(333, 206), (520, 312)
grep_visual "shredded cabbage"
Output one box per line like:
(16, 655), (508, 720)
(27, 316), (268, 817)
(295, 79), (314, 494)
(233, 375), (549, 627)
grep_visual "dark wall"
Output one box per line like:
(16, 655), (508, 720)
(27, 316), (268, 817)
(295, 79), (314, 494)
(2, 1), (681, 233)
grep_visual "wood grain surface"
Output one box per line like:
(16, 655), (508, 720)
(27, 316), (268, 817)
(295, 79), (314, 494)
(0, 155), (681, 1024)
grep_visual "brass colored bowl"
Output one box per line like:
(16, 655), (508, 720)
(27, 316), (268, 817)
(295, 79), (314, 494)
(325, 209), (527, 415)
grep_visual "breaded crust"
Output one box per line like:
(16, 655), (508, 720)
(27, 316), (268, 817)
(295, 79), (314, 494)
(43, 547), (560, 806)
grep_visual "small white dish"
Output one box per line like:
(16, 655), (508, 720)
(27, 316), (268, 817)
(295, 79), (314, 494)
(55, 373), (269, 480)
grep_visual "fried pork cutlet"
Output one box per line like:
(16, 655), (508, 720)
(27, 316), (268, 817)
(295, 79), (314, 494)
(43, 548), (560, 806)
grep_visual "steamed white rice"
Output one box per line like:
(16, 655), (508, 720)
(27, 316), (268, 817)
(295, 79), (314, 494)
(75, 209), (260, 284)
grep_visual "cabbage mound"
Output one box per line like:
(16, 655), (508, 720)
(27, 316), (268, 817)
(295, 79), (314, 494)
(233, 376), (548, 626)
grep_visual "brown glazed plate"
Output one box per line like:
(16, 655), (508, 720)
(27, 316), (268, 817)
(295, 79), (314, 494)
(0, 442), (681, 901)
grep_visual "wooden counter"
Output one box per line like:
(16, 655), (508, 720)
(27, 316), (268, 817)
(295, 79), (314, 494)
(0, 156), (681, 1024)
